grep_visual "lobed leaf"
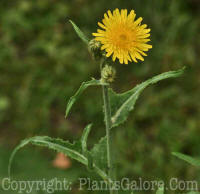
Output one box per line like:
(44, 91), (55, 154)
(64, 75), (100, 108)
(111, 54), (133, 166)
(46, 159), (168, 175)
(110, 68), (185, 128)
(65, 79), (106, 118)
(172, 152), (200, 167)
(69, 20), (89, 44)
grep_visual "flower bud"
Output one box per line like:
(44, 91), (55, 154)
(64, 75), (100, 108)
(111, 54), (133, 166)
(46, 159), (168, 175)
(88, 39), (102, 60)
(101, 65), (116, 83)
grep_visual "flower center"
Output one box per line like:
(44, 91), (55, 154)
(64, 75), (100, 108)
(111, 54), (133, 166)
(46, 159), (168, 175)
(119, 34), (127, 41)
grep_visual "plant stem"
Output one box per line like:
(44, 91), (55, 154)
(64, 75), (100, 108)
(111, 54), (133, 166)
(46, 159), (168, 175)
(100, 56), (115, 193)
(102, 85), (114, 194)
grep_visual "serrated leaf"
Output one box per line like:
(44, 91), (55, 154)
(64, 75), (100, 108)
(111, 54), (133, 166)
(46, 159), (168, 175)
(8, 135), (110, 181)
(156, 185), (164, 194)
(172, 152), (200, 167)
(65, 79), (106, 118)
(110, 68), (185, 128)
(69, 20), (89, 44)
(8, 136), (85, 177)
(91, 136), (107, 171)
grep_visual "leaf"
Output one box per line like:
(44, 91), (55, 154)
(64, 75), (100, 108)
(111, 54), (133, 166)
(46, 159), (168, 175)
(110, 68), (185, 127)
(91, 136), (107, 171)
(81, 124), (92, 154)
(69, 20), (89, 44)
(8, 135), (110, 181)
(65, 79), (106, 118)
(86, 151), (94, 171)
(156, 185), (164, 194)
(79, 124), (95, 171)
(172, 152), (200, 167)
(187, 192), (200, 194)
(8, 136), (85, 177)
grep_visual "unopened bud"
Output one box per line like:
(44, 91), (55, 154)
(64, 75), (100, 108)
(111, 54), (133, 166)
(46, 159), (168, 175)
(88, 39), (102, 60)
(101, 65), (116, 83)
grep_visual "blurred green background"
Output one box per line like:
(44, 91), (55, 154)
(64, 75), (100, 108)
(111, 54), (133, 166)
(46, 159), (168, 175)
(0, 0), (200, 193)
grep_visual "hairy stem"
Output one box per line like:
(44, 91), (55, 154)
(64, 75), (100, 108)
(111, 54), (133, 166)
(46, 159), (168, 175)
(100, 60), (115, 194)
(102, 85), (114, 194)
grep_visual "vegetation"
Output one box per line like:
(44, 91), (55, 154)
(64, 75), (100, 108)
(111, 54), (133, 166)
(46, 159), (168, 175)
(0, 0), (200, 193)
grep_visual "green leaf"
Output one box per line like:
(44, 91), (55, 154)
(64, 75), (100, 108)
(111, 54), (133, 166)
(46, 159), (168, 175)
(65, 79), (106, 118)
(79, 124), (94, 171)
(110, 68), (185, 128)
(172, 152), (200, 167)
(8, 136), (85, 177)
(81, 124), (92, 154)
(187, 192), (200, 194)
(8, 134), (110, 181)
(86, 151), (94, 171)
(69, 20), (89, 44)
(156, 185), (164, 194)
(91, 136), (107, 171)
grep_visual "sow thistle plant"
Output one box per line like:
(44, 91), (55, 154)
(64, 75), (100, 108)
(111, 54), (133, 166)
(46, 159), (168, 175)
(9, 9), (189, 194)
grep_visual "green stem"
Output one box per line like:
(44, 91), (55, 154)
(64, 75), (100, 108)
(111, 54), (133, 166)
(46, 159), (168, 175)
(102, 85), (114, 194)
(101, 60), (115, 194)
(103, 86), (112, 166)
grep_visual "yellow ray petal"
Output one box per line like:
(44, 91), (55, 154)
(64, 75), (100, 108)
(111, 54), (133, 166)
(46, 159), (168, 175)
(98, 22), (106, 29)
(93, 9), (152, 64)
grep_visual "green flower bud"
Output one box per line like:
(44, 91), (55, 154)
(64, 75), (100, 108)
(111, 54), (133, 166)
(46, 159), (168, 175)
(101, 65), (116, 83)
(88, 39), (102, 60)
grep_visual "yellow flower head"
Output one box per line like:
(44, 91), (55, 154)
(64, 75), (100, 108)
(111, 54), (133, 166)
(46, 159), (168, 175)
(92, 9), (152, 64)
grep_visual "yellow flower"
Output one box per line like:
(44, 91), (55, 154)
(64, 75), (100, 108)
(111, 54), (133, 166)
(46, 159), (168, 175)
(92, 9), (152, 64)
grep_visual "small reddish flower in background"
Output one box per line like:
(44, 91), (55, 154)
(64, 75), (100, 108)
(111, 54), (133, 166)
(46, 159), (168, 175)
(53, 153), (71, 169)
